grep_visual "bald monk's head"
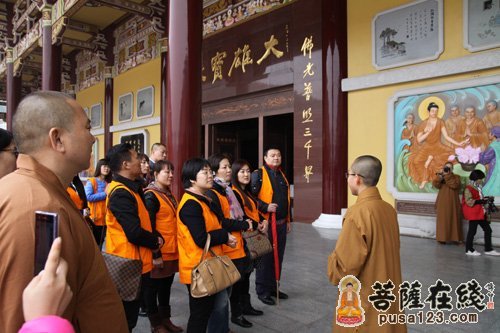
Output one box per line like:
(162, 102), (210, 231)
(350, 155), (382, 188)
(12, 91), (95, 187)
(13, 91), (76, 154)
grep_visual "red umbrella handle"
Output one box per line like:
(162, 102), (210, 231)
(271, 212), (280, 304)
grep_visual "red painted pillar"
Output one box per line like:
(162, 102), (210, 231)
(41, 3), (61, 91)
(104, 66), (114, 154)
(321, 0), (348, 214)
(6, 48), (22, 130)
(160, 38), (168, 147)
(167, 0), (203, 199)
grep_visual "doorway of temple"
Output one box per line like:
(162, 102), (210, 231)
(263, 113), (294, 182)
(211, 118), (259, 170)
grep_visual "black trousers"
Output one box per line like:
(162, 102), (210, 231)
(230, 271), (251, 317)
(122, 274), (148, 332)
(256, 223), (287, 297)
(466, 219), (493, 252)
(92, 225), (106, 248)
(142, 273), (175, 315)
(185, 284), (218, 333)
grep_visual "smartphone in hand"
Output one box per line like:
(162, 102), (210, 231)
(34, 211), (59, 275)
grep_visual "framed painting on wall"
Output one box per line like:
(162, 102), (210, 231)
(118, 92), (133, 122)
(463, 0), (500, 52)
(387, 75), (500, 202)
(90, 103), (102, 129)
(372, 0), (443, 70)
(136, 86), (154, 118)
(79, 138), (99, 180)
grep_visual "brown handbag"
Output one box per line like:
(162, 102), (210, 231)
(190, 234), (241, 298)
(102, 252), (142, 301)
(242, 229), (273, 259)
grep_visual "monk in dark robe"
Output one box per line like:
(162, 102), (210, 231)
(432, 162), (463, 244)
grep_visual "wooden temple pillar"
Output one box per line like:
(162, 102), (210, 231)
(166, 0), (203, 198)
(6, 48), (22, 130)
(5, 3), (21, 130)
(321, 0), (348, 214)
(160, 38), (168, 148)
(41, 1), (61, 91)
(104, 66), (114, 154)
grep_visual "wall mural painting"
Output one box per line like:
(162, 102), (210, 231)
(394, 82), (500, 197)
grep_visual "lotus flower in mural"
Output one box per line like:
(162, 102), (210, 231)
(448, 145), (481, 171)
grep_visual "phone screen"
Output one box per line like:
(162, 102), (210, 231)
(34, 211), (59, 275)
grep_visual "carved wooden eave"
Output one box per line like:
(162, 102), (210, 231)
(0, 60), (6, 77)
(13, 20), (41, 64)
(52, 16), (68, 45)
(13, 58), (23, 76)
(13, 1), (38, 33)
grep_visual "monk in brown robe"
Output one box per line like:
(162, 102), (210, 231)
(328, 155), (407, 333)
(408, 102), (468, 189)
(0, 92), (127, 332)
(464, 106), (490, 150)
(432, 162), (463, 244)
(483, 100), (500, 133)
(444, 105), (465, 148)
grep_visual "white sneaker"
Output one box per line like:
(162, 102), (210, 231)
(484, 250), (500, 256)
(466, 250), (481, 256)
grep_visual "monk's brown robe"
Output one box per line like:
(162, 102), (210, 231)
(0, 155), (128, 333)
(328, 187), (407, 333)
(432, 173), (463, 242)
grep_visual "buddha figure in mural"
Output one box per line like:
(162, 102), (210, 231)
(408, 101), (469, 189)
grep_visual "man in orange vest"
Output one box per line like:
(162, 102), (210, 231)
(105, 143), (165, 332)
(251, 148), (291, 305)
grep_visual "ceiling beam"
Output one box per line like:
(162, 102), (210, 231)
(93, 0), (153, 17)
(67, 18), (99, 34)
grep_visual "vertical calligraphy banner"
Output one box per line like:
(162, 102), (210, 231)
(292, 0), (323, 222)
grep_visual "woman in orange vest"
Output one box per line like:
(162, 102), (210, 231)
(67, 175), (87, 213)
(462, 170), (500, 256)
(231, 159), (269, 319)
(207, 154), (254, 329)
(177, 158), (238, 333)
(144, 160), (183, 333)
(84, 158), (112, 246)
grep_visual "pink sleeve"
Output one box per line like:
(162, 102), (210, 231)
(19, 316), (75, 333)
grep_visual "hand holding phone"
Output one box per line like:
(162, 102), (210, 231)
(23, 237), (73, 322)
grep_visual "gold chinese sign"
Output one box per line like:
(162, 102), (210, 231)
(207, 33), (286, 84)
(300, 35), (315, 184)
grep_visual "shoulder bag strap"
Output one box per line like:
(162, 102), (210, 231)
(198, 233), (211, 264)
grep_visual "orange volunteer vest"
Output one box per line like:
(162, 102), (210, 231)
(258, 166), (290, 222)
(67, 186), (84, 210)
(177, 192), (224, 284)
(105, 181), (153, 274)
(145, 189), (179, 261)
(211, 189), (246, 260)
(87, 177), (107, 226)
(232, 186), (260, 222)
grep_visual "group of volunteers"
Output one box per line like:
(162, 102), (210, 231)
(0, 91), (292, 333)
